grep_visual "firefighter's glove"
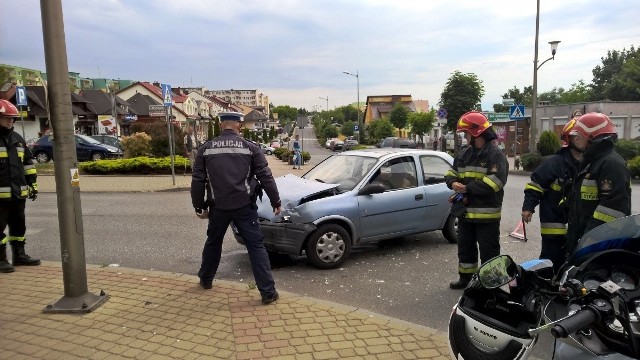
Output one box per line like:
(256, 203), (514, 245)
(195, 208), (209, 220)
(449, 193), (467, 218)
(28, 185), (38, 201)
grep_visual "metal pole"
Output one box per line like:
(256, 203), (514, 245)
(166, 107), (176, 185)
(40, 0), (108, 313)
(356, 71), (360, 144)
(530, 0), (540, 153)
(19, 105), (26, 140)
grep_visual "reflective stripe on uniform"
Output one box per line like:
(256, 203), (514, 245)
(465, 207), (502, 219)
(483, 174), (503, 192)
(550, 181), (561, 192)
(445, 169), (459, 178)
(0, 187), (11, 198)
(540, 222), (567, 235)
(24, 164), (37, 175)
(593, 205), (626, 223)
(17, 147), (24, 160)
(0, 147), (7, 158)
(525, 182), (543, 193)
(580, 179), (598, 201)
(31, 183), (38, 191)
(204, 148), (251, 156)
(459, 262), (478, 274)
(6, 236), (25, 242)
(20, 185), (28, 197)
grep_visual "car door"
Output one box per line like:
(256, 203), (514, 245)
(419, 154), (455, 230)
(75, 135), (90, 160)
(357, 155), (426, 241)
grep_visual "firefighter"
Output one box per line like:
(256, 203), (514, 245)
(566, 113), (631, 255)
(521, 118), (581, 273)
(0, 99), (40, 273)
(445, 111), (508, 289)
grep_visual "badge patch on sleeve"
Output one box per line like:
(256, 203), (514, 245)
(601, 179), (612, 192)
(490, 164), (498, 173)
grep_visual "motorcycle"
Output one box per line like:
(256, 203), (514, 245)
(448, 214), (640, 359)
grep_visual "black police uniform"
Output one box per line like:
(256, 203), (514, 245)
(445, 140), (508, 282)
(522, 147), (579, 272)
(191, 126), (281, 301)
(566, 138), (631, 255)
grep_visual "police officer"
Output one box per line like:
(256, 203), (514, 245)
(191, 112), (282, 304)
(521, 118), (581, 273)
(566, 113), (631, 255)
(445, 111), (508, 289)
(0, 99), (40, 273)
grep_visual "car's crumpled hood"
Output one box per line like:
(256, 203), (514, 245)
(256, 174), (339, 219)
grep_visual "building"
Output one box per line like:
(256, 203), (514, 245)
(0, 64), (45, 86)
(206, 89), (270, 116)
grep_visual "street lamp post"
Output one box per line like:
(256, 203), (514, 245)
(530, 0), (560, 153)
(319, 96), (328, 112)
(343, 70), (360, 143)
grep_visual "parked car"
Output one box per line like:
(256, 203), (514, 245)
(329, 139), (344, 151)
(260, 143), (275, 155)
(325, 138), (337, 149)
(343, 139), (359, 150)
(90, 134), (121, 149)
(378, 137), (416, 148)
(270, 140), (282, 148)
(28, 134), (122, 163)
(444, 132), (468, 151)
(233, 148), (458, 269)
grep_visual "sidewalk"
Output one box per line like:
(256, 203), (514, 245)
(8, 156), (452, 359)
(1, 262), (450, 359)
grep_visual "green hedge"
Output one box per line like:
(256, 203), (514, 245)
(519, 152), (542, 171)
(614, 140), (640, 161)
(79, 156), (190, 175)
(629, 156), (640, 178)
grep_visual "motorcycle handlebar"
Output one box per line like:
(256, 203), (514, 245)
(551, 307), (599, 338)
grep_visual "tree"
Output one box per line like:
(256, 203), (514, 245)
(558, 80), (593, 103)
(408, 109), (436, 144)
(388, 103), (410, 137)
(366, 118), (395, 143)
(591, 46), (639, 101)
(493, 86), (533, 112)
(322, 125), (339, 139)
(439, 71), (485, 132)
(616, 54), (640, 101)
(271, 105), (298, 125)
(341, 120), (355, 137)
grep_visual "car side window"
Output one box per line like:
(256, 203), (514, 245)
(420, 155), (452, 185)
(370, 156), (417, 190)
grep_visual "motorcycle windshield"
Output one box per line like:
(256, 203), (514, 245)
(568, 214), (640, 265)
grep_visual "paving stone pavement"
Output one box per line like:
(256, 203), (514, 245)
(0, 262), (450, 359)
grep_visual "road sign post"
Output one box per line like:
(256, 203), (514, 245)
(16, 86), (27, 140)
(510, 105), (525, 158)
(161, 84), (176, 186)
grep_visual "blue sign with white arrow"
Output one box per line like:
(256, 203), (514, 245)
(509, 105), (525, 120)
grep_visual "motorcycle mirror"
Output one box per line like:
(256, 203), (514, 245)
(478, 255), (517, 289)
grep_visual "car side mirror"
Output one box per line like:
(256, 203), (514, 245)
(358, 183), (386, 196)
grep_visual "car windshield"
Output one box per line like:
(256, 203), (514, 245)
(303, 154), (378, 192)
(77, 134), (103, 145)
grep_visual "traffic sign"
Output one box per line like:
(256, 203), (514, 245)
(161, 84), (172, 106)
(124, 114), (138, 121)
(509, 105), (525, 120)
(354, 125), (359, 131)
(437, 108), (447, 119)
(16, 86), (27, 106)
(149, 105), (165, 117)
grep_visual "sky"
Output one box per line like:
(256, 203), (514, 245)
(2, 0), (639, 112)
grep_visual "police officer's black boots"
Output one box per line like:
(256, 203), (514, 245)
(10, 241), (41, 266)
(0, 244), (15, 273)
(449, 274), (472, 289)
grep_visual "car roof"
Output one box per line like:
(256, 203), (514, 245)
(333, 148), (453, 162)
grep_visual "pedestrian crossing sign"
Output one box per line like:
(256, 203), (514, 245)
(509, 105), (525, 120)
(161, 84), (172, 106)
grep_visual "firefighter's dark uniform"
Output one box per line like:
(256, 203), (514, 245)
(566, 138), (631, 255)
(0, 126), (40, 273)
(445, 141), (508, 279)
(191, 127), (281, 300)
(522, 147), (579, 272)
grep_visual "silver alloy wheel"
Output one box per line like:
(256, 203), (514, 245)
(35, 152), (50, 163)
(315, 231), (345, 263)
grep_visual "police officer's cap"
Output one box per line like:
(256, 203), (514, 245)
(219, 112), (244, 122)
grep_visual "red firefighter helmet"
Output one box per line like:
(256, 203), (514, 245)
(561, 118), (578, 147)
(570, 113), (616, 140)
(0, 99), (19, 117)
(457, 111), (491, 137)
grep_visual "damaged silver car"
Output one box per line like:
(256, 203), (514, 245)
(233, 148), (458, 269)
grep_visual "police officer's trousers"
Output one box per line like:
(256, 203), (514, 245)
(457, 220), (500, 275)
(198, 204), (276, 298)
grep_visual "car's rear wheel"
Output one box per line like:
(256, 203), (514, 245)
(306, 224), (351, 269)
(266, 150), (273, 155)
(91, 152), (105, 161)
(443, 214), (458, 244)
(34, 151), (51, 163)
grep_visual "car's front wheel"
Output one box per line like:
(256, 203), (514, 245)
(442, 214), (458, 244)
(266, 150), (273, 155)
(91, 152), (105, 161)
(34, 151), (51, 163)
(306, 224), (351, 269)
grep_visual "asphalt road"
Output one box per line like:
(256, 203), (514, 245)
(23, 127), (640, 358)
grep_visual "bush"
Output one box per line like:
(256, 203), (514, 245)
(120, 132), (152, 158)
(302, 151), (311, 162)
(274, 147), (287, 159)
(614, 139), (640, 161)
(537, 130), (561, 156)
(519, 152), (542, 171)
(130, 121), (184, 157)
(629, 156), (640, 178)
(79, 156), (189, 175)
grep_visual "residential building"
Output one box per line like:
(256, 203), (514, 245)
(206, 89), (270, 116)
(116, 82), (192, 127)
(364, 95), (416, 138)
(0, 64), (45, 86)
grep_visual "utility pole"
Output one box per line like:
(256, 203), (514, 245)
(40, 0), (108, 313)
